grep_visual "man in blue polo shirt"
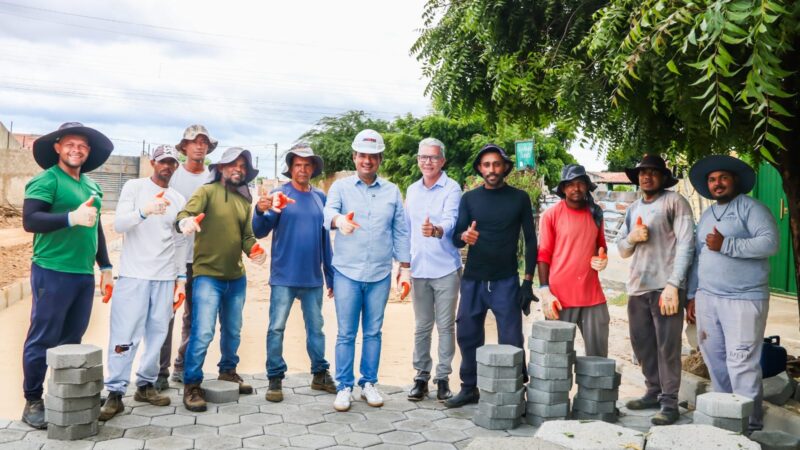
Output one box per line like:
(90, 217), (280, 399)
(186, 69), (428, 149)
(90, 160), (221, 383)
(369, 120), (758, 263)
(253, 144), (336, 402)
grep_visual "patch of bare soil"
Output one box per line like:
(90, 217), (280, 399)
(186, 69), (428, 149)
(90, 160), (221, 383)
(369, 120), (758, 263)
(0, 206), (22, 230)
(0, 243), (31, 288)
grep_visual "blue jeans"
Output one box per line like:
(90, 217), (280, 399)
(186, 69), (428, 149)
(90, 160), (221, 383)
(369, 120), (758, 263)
(334, 271), (391, 391)
(267, 285), (329, 379)
(183, 275), (246, 385)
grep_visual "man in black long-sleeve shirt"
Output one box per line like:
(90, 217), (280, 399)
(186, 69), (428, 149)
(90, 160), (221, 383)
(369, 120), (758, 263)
(445, 144), (537, 408)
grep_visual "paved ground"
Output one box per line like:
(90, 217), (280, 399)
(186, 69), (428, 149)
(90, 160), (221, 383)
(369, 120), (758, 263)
(0, 373), (693, 450)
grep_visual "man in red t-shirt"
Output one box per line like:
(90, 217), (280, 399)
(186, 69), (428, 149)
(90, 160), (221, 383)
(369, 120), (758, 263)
(537, 164), (609, 357)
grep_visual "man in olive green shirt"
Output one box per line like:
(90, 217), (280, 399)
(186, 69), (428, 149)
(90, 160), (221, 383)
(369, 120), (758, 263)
(175, 147), (266, 412)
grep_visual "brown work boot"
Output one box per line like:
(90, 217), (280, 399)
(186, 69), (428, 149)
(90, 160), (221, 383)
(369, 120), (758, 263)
(311, 370), (337, 393)
(265, 378), (283, 402)
(183, 383), (207, 412)
(218, 369), (253, 394)
(134, 383), (171, 406)
(99, 392), (124, 421)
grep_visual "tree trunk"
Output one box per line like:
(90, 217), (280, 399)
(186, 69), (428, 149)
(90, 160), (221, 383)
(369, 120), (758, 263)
(774, 146), (800, 330)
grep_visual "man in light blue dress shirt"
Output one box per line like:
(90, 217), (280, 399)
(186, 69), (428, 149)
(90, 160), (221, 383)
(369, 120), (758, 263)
(323, 129), (411, 412)
(404, 138), (462, 403)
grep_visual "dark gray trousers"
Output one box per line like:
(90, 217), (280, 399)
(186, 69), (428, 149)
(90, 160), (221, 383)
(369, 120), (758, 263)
(557, 303), (610, 357)
(159, 263), (193, 376)
(627, 290), (684, 409)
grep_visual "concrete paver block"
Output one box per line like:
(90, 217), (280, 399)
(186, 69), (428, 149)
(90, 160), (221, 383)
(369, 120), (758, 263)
(477, 375), (523, 393)
(749, 430), (800, 450)
(476, 345), (524, 367)
(526, 386), (569, 405)
(645, 424), (759, 450)
(202, 380), (240, 404)
(528, 337), (573, 355)
(472, 412), (520, 430)
(575, 372), (621, 390)
(465, 436), (569, 450)
(571, 410), (618, 423)
(46, 344), (102, 369)
(528, 377), (572, 393)
(530, 321), (576, 342)
(529, 351), (574, 369)
(477, 363), (521, 379)
(45, 393), (100, 412)
(51, 365), (104, 384)
(47, 421), (99, 440)
(45, 405), (100, 426)
(763, 372), (797, 406)
(571, 398), (616, 414)
(528, 364), (571, 380)
(46, 379), (103, 398)
(695, 392), (754, 419)
(692, 410), (747, 434)
(574, 356), (615, 377)
(525, 401), (569, 418)
(523, 414), (565, 427)
(574, 387), (618, 402)
(534, 420), (644, 450)
(678, 370), (711, 408)
(479, 387), (524, 406)
(477, 402), (523, 419)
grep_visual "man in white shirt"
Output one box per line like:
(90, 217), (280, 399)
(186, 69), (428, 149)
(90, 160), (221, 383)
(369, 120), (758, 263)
(157, 124), (217, 389)
(100, 145), (187, 420)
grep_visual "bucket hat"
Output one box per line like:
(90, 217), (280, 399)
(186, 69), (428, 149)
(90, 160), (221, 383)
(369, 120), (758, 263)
(689, 155), (755, 199)
(624, 154), (679, 188)
(32, 122), (114, 172)
(554, 164), (597, 198)
(176, 124), (218, 154)
(472, 143), (513, 177)
(282, 143), (324, 178)
(208, 147), (259, 184)
(351, 129), (385, 154)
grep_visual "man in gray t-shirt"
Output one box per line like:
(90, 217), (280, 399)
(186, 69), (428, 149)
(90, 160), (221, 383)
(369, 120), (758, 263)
(618, 155), (694, 425)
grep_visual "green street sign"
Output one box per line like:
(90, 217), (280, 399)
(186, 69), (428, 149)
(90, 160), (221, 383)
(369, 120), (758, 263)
(515, 139), (535, 169)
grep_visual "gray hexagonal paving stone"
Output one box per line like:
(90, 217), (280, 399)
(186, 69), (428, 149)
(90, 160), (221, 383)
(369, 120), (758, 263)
(350, 419), (396, 434)
(105, 413), (152, 429)
(283, 411), (325, 426)
(123, 424), (171, 440)
(6, 420), (36, 431)
(304, 403), (336, 414)
(238, 394), (268, 406)
(175, 404), (218, 416)
(394, 419), (439, 433)
(325, 446), (361, 450)
(0, 429), (26, 443)
(433, 418), (474, 431)
(144, 435), (194, 450)
(307, 422), (352, 436)
(293, 386), (330, 397)
(282, 394), (317, 405)
(263, 422), (307, 438)
(171, 424), (219, 438)
(453, 440), (473, 450)
(261, 403), (300, 415)
(149, 413), (195, 428)
(219, 404), (260, 416)
(21, 429), (48, 444)
(416, 402), (448, 411)
(324, 412), (366, 424)
(0, 441), (43, 450)
(242, 434), (289, 449)
(335, 431), (382, 448)
(240, 413), (283, 426)
(381, 431), (426, 446)
(380, 385), (406, 395)
(196, 413), (241, 427)
(441, 408), (475, 420)
(131, 405), (175, 417)
(506, 424), (537, 437)
(282, 375), (313, 388)
(461, 427), (508, 439)
(406, 409), (446, 421)
(0, 420), (9, 429)
(288, 433), (337, 449)
(370, 444), (413, 450)
(219, 423), (264, 438)
(85, 424), (125, 441)
(363, 410), (408, 423)
(93, 437), (145, 450)
(194, 435), (243, 450)
(42, 440), (94, 450)
(422, 429), (467, 444)
(412, 443), (457, 450)
(381, 401), (420, 412)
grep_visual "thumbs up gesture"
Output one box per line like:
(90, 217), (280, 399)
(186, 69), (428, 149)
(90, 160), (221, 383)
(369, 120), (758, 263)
(69, 197), (98, 227)
(591, 247), (608, 272)
(421, 216), (435, 237)
(627, 216), (649, 244)
(461, 221), (479, 245)
(706, 226), (724, 252)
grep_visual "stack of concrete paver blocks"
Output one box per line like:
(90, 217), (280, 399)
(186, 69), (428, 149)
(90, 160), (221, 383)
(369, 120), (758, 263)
(45, 344), (103, 440)
(473, 344), (525, 430)
(694, 392), (753, 434)
(525, 321), (576, 426)
(572, 356), (620, 423)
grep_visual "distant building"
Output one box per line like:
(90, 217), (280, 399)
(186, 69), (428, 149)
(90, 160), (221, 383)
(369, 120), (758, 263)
(12, 133), (41, 151)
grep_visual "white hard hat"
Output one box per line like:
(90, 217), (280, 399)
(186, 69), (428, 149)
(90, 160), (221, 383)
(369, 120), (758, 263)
(351, 129), (385, 154)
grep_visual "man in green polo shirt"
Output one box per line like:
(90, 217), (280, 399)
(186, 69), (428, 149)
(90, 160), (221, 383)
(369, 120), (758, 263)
(21, 122), (114, 428)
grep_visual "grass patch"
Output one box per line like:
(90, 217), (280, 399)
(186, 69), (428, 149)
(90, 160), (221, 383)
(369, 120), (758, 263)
(607, 293), (628, 306)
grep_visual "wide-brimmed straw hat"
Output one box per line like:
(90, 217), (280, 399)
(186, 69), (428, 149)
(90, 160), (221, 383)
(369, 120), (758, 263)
(32, 122), (113, 172)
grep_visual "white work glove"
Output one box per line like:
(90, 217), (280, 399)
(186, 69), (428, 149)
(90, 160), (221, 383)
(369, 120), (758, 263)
(69, 197), (97, 227)
(173, 279), (186, 313)
(179, 217), (202, 236)
(659, 284), (680, 316)
(334, 212), (360, 235)
(627, 216), (649, 244)
(590, 248), (608, 272)
(99, 268), (114, 303)
(250, 250), (267, 265)
(538, 286), (562, 320)
(396, 266), (411, 294)
(141, 191), (170, 217)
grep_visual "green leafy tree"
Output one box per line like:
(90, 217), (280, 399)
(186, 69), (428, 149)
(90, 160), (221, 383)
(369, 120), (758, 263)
(413, 0), (800, 307)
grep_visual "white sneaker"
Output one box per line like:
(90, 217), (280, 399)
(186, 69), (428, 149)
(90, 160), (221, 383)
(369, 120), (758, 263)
(360, 382), (384, 407)
(334, 387), (352, 412)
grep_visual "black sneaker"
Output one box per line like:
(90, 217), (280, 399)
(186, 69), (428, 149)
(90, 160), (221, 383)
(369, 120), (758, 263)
(651, 407), (680, 425)
(436, 380), (452, 401)
(407, 380), (428, 401)
(22, 399), (46, 429)
(444, 387), (479, 408)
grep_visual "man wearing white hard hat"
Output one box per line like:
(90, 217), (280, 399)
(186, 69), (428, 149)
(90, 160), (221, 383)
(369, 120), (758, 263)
(323, 129), (411, 412)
